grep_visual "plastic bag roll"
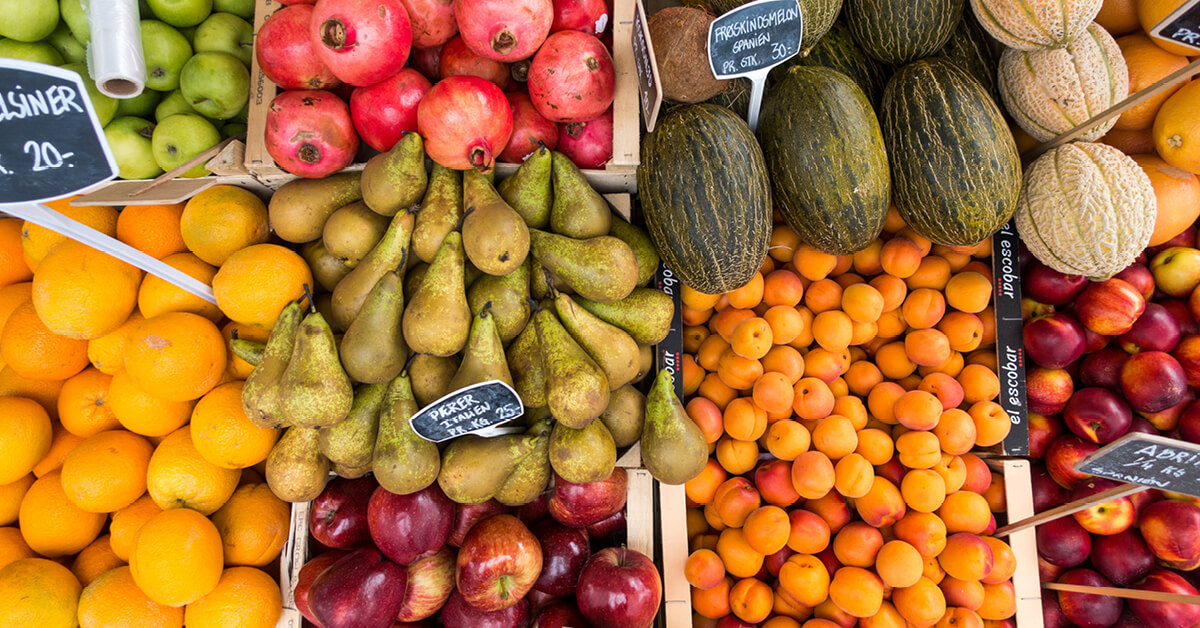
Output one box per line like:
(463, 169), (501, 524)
(86, 0), (146, 98)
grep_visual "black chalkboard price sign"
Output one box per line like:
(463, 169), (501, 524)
(1150, 0), (1200, 54)
(410, 380), (525, 443)
(632, 0), (663, 132)
(0, 59), (117, 205)
(991, 221), (1029, 456)
(1075, 432), (1200, 499)
(707, 0), (802, 129)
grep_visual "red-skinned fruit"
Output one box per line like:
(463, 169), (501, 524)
(1139, 499), (1200, 570)
(1031, 463), (1070, 513)
(440, 590), (531, 628)
(1150, 246), (1200, 297)
(1029, 413), (1066, 459)
(585, 508), (626, 545)
(294, 550), (347, 626)
(1039, 554), (1066, 583)
(308, 546), (408, 628)
(531, 518), (591, 596)
(457, 514), (543, 611)
(1141, 390), (1193, 431)
(1120, 350), (1188, 413)
(438, 35), (510, 88)
(264, 90), (359, 178)
(1026, 368), (1074, 416)
(556, 107), (613, 169)
(499, 92), (559, 163)
(1130, 569), (1200, 627)
(754, 458), (800, 507)
(1057, 569), (1123, 628)
(515, 491), (550, 525)
(416, 75), (513, 172)
(1036, 517), (1092, 567)
(1115, 263), (1156, 300)
(1180, 398), (1200, 443)
(533, 600), (593, 628)
(1084, 326), (1111, 353)
(764, 546), (796, 577)
(1091, 528), (1156, 587)
(549, 468), (627, 528)
(409, 45), (442, 83)
(551, 0), (610, 35)
(397, 0), (458, 48)
(1162, 299), (1200, 334)
(1063, 386), (1133, 444)
(576, 547), (662, 628)
(528, 30), (616, 123)
(1070, 478), (1137, 535)
(310, 0), (412, 86)
(350, 68), (431, 152)
(448, 499), (509, 547)
(1120, 302), (1182, 353)
(1023, 312), (1087, 369)
(1111, 608), (1148, 628)
(1042, 596), (1071, 628)
(309, 476), (376, 550)
(1172, 334), (1200, 387)
(366, 483), (455, 566)
(1075, 278), (1147, 336)
(455, 0), (554, 62)
(395, 546), (456, 623)
(256, 4), (341, 89)
(1023, 260), (1090, 305)
(1079, 347), (1130, 389)
(1044, 434), (1099, 488)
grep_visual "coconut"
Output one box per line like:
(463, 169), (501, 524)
(648, 7), (729, 104)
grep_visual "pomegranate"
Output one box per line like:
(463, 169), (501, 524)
(409, 45), (442, 83)
(417, 75), (512, 172)
(551, 0), (610, 35)
(265, 90), (359, 178)
(499, 93), (558, 163)
(256, 5), (341, 90)
(310, 0), (413, 87)
(439, 35), (510, 89)
(454, 0), (553, 62)
(510, 59), (531, 83)
(556, 107), (612, 168)
(351, 68), (432, 152)
(527, 30), (615, 123)
(397, 0), (458, 48)
(280, 0), (316, 4)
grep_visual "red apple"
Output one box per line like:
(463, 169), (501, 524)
(1024, 260), (1090, 305)
(1139, 499), (1200, 570)
(1173, 335), (1200, 387)
(1057, 569), (1124, 628)
(1162, 299), (1200, 335)
(532, 600), (593, 628)
(310, 476), (377, 550)
(1070, 477), (1136, 535)
(1042, 596), (1072, 628)
(449, 499), (509, 547)
(1140, 390), (1193, 432)
(1084, 326), (1111, 354)
(585, 509), (626, 545)
(440, 590), (531, 628)
(1121, 302), (1182, 354)
(576, 547), (662, 628)
(295, 550), (348, 626)
(1116, 263), (1156, 300)
(525, 589), (558, 612)
(1076, 278), (1147, 336)
(309, 546), (408, 628)
(1037, 516), (1092, 567)
(1112, 608), (1148, 628)
(1151, 246), (1200, 297)
(1029, 413), (1067, 459)
(1031, 463), (1070, 512)
(1091, 528), (1156, 586)
(1179, 398), (1200, 443)
(1080, 347), (1130, 389)
(1063, 386), (1133, 444)
(457, 514), (543, 611)
(395, 546), (455, 623)
(1027, 368), (1075, 415)
(368, 484), (455, 566)
(754, 458), (800, 507)
(1024, 312), (1088, 369)
(1156, 224), (1197, 251)
(515, 491), (550, 525)
(1121, 351), (1189, 413)
(1039, 554), (1066, 582)
(1045, 434), (1100, 488)
(549, 468), (627, 528)
(1131, 569), (1200, 627)
(532, 518), (590, 596)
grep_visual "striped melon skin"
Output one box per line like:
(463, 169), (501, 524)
(845, 0), (965, 65)
(775, 20), (894, 109)
(710, 0), (843, 53)
(937, 9), (1001, 101)
(970, 0), (1103, 50)
(638, 104), (772, 294)
(758, 67), (891, 255)
(882, 58), (1022, 246)
(999, 23), (1129, 142)
(1016, 142), (1156, 280)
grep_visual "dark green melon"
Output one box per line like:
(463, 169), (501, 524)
(772, 20), (893, 109)
(936, 9), (1000, 101)
(638, 105), (772, 294)
(844, 0), (964, 65)
(704, 78), (751, 117)
(758, 66), (890, 254)
(709, 0), (843, 52)
(881, 58), (1020, 246)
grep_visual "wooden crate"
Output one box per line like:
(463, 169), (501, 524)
(246, 0), (640, 194)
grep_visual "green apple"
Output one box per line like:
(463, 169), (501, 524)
(0, 39), (64, 65)
(146, 0), (213, 28)
(193, 13), (252, 66)
(0, 0), (58, 42)
(179, 25), (198, 44)
(179, 51), (248, 120)
(44, 23), (86, 64)
(116, 89), (163, 118)
(220, 122), (246, 139)
(105, 116), (164, 179)
(61, 62), (118, 127)
(212, 0), (253, 20)
(59, 0), (89, 44)
(152, 112), (220, 177)
(141, 20), (193, 91)
(155, 89), (198, 120)
(231, 100), (249, 124)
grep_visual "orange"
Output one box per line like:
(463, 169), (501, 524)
(0, 282), (32, 345)
(108, 369), (196, 437)
(1139, 0), (1200, 55)
(146, 426), (241, 515)
(0, 526), (35, 569)
(0, 557), (82, 626)
(31, 423), (83, 477)
(137, 253), (222, 322)
(1135, 153), (1200, 246)
(179, 186), (270, 266)
(0, 474), (34, 526)
(212, 244), (313, 329)
(70, 535), (125, 586)
(1, 301), (90, 381)
(86, 312), (145, 375)
(60, 430), (154, 513)
(109, 495), (164, 562)
(124, 312), (227, 402)
(0, 219), (33, 287)
(1154, 78), (1200, 174)
(18, 471), (106, 557)
(1097, 0), (1140, 35)
(190, 381), (280, 470)
(22, 199), (117, 265)
(209, 483), (290, 567)
(116, 202), (188, 260)
(78, 565), (183, 628)
(184, 566), (282, 628)
(32, 239), (142, 339)
(0, 396), (52, 484)
(1115, 34), (1190, 131)
(57, 367), (119, 437)
(222, 321), (271, 379)
(130, 508), (225, 607)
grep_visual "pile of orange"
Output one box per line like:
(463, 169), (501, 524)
(680, 208), (1018, 628)
(0, 186), (297, 626)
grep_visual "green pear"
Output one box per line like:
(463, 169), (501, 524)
(642, 368), (708, 485)
(412, 165), (463, 263)
(554, 292), (640, 390)
(529, 230), (638, 303)
(438, 434), (538, 504)
(319, 382), (386, 469)
(403, 231), (470, 357)
(242, 300), (302, 428)
(461, 169), (529, 276)
(361, 132), (428, 216)
(549, 419), (616, 483)
(339, 266), (407, 384)
(268, 172), (363, 243)
(373, 374), (440, 495)
(549, 151), (611, 238)
(607, 218), (660, 287)
(467, 258), (531, 344)
(330, 210), (414, 330)
(280, 311), (354, 428)
(265, 427), (331, 503)
(575, 287), (675, 345)
(447, 307), (513, 392)
(534, 308), (608, 429)
(497, 145), (552, 228)
(506, 321), (547, 409)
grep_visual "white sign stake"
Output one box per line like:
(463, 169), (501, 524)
(707, 0), (803, 131)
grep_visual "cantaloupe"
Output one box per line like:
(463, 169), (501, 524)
(1016, 142), (1156, 280)
(970, 0), (1103, 50)
(998, 23), (1129, 142)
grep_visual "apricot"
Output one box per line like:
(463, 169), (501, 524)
(698, 372), (738, 410)
(813, 414), (858, 460)
(856, 476), (907, 528)
(718, 349), (764, 390)
(893, 576), (947, 627)
(832, 521), (884, 568)
(692, 532), (720, 553)
(938, 491), (992, 534)
(894, 390), (943, 430)
(805, 279), (844, 313)
(959, 454), (991, 494)
(685, 458), (728, 505)
(764, 269), (805, 306)
(813, 311), (853, 351)
(834, 272), (864, 289)
(764, 420), (809, 462)
(933, 454), (968, 493)
(871, 274), (908, 311)
(896, 430), (942, 469)
(714, 307), (757, 341)
(933, 245), (972, 271)
(730, 577), (773, 623)
(828, 374), (849, 397)
(901, 469), (949, 513)
(687, 507), (709, 539)
(692, 575), (733, 619)
(853, 240), (885, 276)
(794, 245), (838, 281)
(860, 601), (906, 628)
(703, 503), (727, 531)
(712, 477), (760, 528)
(977, 581), (1016, 621)
(933, 409), (978, 456)
(939, 533), (994, 582)
(791, 451), (836, 500)
(779, 553), (831, 608)
(855, 428), (895, 466)
(946, 272), (991, 313)
(773, 586), (813, 622)
(907, 256), (952, 291)
(685, 549), (726, 590)
(793, 377), (835, 420)
(845, 361), (884, 397)
(834, 452), (874, 499)
(894, 512), (948, 558)
(872, 540), (921, 589)
(787, 508), (831, 554)
(906, 329), (952, 367)
(842, 283), (885, 323)
(918, 373), (964, 410)
(804, 348), (849, 383)
(765, 305), (805, 345)
(984, 473), (1006, 513)
(850, 320), (878, 346)
(732, 317), (774, 359)
(902, 288), (946, 329)
(829, 566), (885, 618)
(762, 345), (805, 384)
(876, 341), (917, 380)
(981, 537), (1016, 584)
(744, 505), (791, 555)
(968, 400), (1011, 447)
(716, 527), (765, 578)
(727, 272), (764, 308)
(715, 435), (758, 475)
(940, 576), (985, 611)
(957, 365), (1000, 404)
(881, 237), (923, 278)
(936, 608), (985, 628)
(814, 599), (858, 628)
(683, 284), (722, 310)
(924, 555), (947, 584)
(769, 225), (801, 262)
(806, 492), (852, 534)
(938, 311), (984, 352)
(867, 382), (906, 424)
(832, 395), (868, 430)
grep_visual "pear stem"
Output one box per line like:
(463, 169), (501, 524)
(457, 206), (475, 231)
(399, 352), (419, 377)
(541, 266), (558, 298)
(301, 283), (315, 313)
